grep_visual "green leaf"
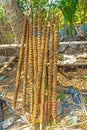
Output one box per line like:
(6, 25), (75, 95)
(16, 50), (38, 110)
(59, 92), (65, 100)
(84, 75), (87, 79)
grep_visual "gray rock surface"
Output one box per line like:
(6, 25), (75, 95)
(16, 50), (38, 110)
(59, 44), (69, 53)
(0, 56), (6, 67)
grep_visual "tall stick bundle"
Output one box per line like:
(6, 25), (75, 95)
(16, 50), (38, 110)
(13, 10), (59, 128)
(52, 15), (59, 122)
(48, 18), (54, 120)
(40, 26), (49, 130)
(22, 21), (29, 113)
(13, 16), (27, 108)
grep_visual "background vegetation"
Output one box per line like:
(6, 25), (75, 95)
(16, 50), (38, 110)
(0, 0), (87, 38)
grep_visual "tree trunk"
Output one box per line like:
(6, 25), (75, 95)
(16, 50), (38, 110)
(0, 18), (14, 44)
(0, 0), (24, 43)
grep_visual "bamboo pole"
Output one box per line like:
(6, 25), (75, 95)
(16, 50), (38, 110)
(22, 21), (29, 113)
(52, 15), (59, 122)
(13, 16), (27, 108)
(40, 26), (49, 130)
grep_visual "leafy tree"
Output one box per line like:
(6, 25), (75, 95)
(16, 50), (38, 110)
(50, 0), (79, 36)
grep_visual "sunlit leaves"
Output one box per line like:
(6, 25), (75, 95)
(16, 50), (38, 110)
(16, 0), (30, 11)
(0, 6), (4, 19)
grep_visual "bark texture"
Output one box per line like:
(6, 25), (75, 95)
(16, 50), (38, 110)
(0, 0), (24, 43)
(0, 18), (14, 44)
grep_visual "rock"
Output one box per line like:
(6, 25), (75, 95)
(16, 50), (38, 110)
(0, 124), (4, 130)
(0, 56), (6, 63)
(59, 44), (69, 53)
(59, 29), (66, 37)
(0, 56), (6, 67)
(7, 67), (12, 71)
(84, 23), (87, 35)
(70, 44), (79, 53)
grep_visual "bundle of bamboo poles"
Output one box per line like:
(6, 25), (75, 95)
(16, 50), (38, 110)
(13, 9), (59, 130)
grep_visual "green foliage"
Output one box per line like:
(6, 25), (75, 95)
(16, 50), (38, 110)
(0, 6), (4, 19)
(1, 0), (86, 35)
(56, 0), (79, 35)
(84, 96), (87, 102)
(7, 33), (14, 39)
(58, 0), (78, 22)
(16, 0), (48, 12)
(28, 0), (48, 9)
(16, 0), (49, 23)
(84, 75), (87, 80)
(16, 0), (29, 11)
(59, 92), (65, 100)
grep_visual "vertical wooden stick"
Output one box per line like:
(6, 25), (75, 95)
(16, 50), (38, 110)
(33, 14), (38, 83)
(38, 8), (41, 75)
(13, 16), (27, 108)
(52, 15), (59, 121)
(28, 18), (34, 116)
(40, 26), (49, 130)
(22, 21), (29, 113)
(40, 21), (47, 81)
(26, 22), (30, 107)
(48, 18), (54, 120)
(32, 8), (42, 129)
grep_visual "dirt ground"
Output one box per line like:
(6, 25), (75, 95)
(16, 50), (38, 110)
(0, 58), (87, 107)
(0, 59), (17, 101)
(0, 54), (87, 130)
(57, 66), (87, 89)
